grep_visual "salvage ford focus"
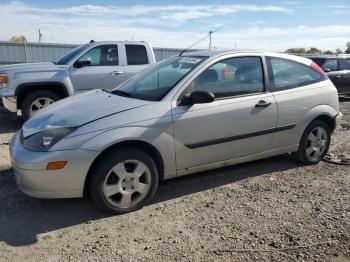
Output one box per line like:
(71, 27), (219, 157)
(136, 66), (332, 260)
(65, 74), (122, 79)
(10, 50), (343, 213)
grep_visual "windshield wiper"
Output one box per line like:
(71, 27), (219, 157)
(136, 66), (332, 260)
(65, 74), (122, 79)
(101, 88), (111, 93)
(112, 89), (133, 98)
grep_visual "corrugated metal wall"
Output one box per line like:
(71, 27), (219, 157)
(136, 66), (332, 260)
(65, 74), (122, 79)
(0, 41), (190, 65)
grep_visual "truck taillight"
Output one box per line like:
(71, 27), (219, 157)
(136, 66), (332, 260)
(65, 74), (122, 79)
(0, 74), (8, 88)
(310, 62), (328, 79)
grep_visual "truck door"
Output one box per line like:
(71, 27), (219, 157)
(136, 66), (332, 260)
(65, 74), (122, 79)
(70, 44), (125, 93)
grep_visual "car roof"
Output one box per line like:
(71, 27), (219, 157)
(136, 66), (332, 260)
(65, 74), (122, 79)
(182, 50), (312, 65)
(306, 55), (350, 59)
(182, 49), (263, 57)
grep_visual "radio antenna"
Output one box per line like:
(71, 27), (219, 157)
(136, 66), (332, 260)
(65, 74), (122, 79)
(179, 26), (223, 56)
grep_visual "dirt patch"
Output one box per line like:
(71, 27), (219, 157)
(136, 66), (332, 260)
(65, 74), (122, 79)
(0, 101), (349, 262)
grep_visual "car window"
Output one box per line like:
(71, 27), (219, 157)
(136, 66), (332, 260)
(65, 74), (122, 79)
(80, 45), (119, 66)
(322, 59), (338, 72)
(115, 56), (205, 101)
(267, 57), (324, 91)
(339, 59), (350, 70)
(191, 56), (264, 99)
(126, 45), (149, 65)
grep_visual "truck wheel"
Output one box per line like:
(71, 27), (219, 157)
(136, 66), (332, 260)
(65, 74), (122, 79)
(21, 90), (60, 121)
(89, 148), (159, 214)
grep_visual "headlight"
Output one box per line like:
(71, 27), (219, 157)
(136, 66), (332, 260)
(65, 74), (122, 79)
(0, 74), (8, 88)
(22, 127), (76, 152)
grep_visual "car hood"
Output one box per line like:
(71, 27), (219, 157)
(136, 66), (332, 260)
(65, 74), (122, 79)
(0, 62), (66, 74)
(22, 90), (150, 138)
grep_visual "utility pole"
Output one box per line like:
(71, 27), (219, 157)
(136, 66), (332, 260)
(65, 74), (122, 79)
(38, 29), (43, 43)
(208, 31), (213, 50)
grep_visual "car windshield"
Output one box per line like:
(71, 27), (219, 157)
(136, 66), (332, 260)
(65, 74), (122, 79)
(112, 56), (206, 101)
(55, 44), (89, 65)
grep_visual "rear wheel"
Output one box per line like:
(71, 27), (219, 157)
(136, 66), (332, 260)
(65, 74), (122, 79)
(21, 90), (60, 121)
(89, 148), (159, 214)
(295, 120), (331, 164)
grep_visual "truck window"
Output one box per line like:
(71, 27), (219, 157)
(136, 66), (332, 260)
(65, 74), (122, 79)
(80, 45), (119, 66)
(339, 59), (350, 70)
(322, 59), (338, 72)
(125, 45), (149, 65)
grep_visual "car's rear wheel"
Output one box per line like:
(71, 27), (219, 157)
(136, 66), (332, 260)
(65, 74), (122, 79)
(295, 120), (331, 164)
(89, 148), (159, 214)
(21, 90), (60, 121)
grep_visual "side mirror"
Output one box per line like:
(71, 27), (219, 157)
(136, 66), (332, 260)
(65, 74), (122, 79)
(322, 67), (331, 73)
(74, 58), (91, 68)
(182, 90), (215, 105)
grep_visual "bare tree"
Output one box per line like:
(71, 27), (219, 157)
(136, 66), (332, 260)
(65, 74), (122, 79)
(346, 41), (350, 54)
(335, 48), (343, 55)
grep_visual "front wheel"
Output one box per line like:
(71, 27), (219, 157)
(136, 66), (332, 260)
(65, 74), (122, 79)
(295, 120), (331, 164)
(20, 90), (60, 121)
(89, 148), (159, 214)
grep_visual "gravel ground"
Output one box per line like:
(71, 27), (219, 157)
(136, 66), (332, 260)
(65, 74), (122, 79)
(0, 100), (349, 262)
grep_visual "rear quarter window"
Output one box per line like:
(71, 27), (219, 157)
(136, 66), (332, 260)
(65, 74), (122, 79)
(267, 57), (326, 91)
(125, 45), (149, 65)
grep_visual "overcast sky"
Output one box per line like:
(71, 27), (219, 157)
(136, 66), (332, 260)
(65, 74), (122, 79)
(1, 0), (349, 51)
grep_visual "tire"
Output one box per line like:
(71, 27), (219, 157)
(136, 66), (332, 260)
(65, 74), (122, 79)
(295, 120), (331, 165)
(89, 148), (159, 214)
(21, 90), (60, 121)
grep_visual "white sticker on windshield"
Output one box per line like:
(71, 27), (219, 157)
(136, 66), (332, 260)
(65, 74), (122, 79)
(179, 57), (202, 64)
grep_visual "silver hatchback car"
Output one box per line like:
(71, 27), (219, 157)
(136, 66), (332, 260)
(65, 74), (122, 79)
(10, 50), (343, 213)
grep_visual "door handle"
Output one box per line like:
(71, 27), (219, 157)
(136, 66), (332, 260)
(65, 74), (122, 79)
(334, 75), (342, 78)
(111, 71), (123, 75)
(255, 100), (271, 108)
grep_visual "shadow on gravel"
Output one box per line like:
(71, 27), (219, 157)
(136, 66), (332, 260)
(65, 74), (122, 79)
(0, 110), (22, 134)
(0, 154), (302, 247)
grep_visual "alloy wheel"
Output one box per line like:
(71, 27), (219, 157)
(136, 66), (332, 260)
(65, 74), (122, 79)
(29, 97), (55, 116)
(103, 160), (152, 209)
(305, 126), (328, 162)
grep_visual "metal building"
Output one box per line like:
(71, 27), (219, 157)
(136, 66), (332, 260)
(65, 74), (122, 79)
(0, 41), (193, 65)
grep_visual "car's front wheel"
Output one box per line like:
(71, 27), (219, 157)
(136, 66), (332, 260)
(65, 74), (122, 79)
(295, 120), (331, 164)
(89, 148), (159, 214)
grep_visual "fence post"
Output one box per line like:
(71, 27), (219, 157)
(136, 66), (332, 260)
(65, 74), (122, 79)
(24, 43), (28, 63)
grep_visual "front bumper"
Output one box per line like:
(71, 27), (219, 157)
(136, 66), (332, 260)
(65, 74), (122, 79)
(0, 89), (17, 112)
(9, 131), (99, 199)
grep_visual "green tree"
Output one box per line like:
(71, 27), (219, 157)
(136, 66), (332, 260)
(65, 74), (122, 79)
(285, 47), (307, 53)
(9, 35), (27, 43)
(322, 50), (334, 55)
(307, 47), (321, 54)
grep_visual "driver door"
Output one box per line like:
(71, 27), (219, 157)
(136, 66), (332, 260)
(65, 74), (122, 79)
(172, 55), (278, 171)
(70, 44), (125, 93)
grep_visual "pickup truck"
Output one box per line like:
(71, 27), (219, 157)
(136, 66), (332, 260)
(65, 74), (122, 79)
(0, 41), (156, 120)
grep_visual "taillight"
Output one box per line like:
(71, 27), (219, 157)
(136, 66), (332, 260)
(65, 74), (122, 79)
(0, 74), (8, 88)
(310, 62), (328, 79)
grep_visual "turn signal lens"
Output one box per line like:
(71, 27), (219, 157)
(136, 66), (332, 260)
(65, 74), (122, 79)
(47, 161), (67, 170)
